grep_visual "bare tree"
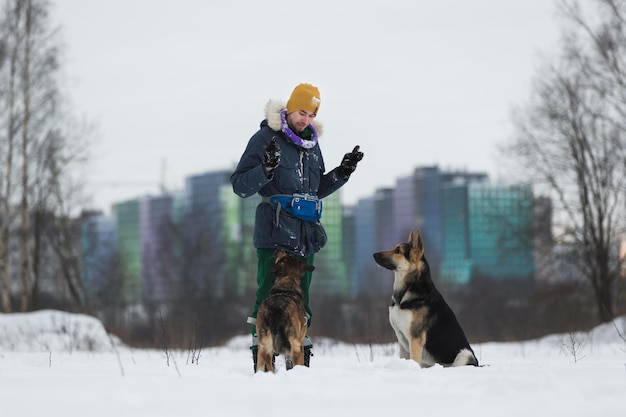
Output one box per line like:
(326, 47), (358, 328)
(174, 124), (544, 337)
(37, 127), (90, 309)
(0, 0), (25, 312)
(505, 0), (626, 323)
(0, 0), (92, 311)
(18, 0), (34, 312)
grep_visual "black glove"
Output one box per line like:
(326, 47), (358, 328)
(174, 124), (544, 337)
(262, 138), (281, 172)
(337, 145), (364, 180)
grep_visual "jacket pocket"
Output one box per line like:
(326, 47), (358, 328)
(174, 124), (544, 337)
(270, 211), (304, 254)
(309, 221), (327, 253)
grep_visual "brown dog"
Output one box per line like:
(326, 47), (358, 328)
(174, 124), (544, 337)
(255, 249), (314, 373)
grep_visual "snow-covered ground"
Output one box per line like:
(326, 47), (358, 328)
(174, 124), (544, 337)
(1, 310), (624, 416)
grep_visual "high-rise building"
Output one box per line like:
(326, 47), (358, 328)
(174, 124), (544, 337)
(440, 184), (472, 285)
(140, 195), (176, 302)
(220, 183), (259, 297)
(468, 183), (535, 283)
(392, 175), (417, 245)
(341, 204), (356, 290)
(440, 182), (535, 286)
(311, 190), (350, 296)
(183, 170), (231, 297)
(415, 167), (489, 280)
(113, 198), (142, 303)
(352, 189), (394, 297)
(80, 211), (116, 301)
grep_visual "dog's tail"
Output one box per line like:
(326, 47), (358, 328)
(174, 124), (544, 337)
(453, 348), (479, 367)
(270, 317), (292, 356)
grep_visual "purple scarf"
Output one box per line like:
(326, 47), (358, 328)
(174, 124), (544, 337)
(280, 109), (318, 149)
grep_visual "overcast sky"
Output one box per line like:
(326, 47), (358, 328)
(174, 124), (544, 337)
(52, 0), (562, 212)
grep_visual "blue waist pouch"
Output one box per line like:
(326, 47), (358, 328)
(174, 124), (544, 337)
(268, 194), (322, 223)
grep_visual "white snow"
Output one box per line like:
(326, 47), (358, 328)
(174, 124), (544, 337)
(1, 310), (624, 416)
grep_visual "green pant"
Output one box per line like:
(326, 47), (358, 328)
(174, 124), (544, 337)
(250, 248), (314, 335)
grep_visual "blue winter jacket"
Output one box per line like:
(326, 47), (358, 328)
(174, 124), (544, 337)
(230, 100), (347, 257)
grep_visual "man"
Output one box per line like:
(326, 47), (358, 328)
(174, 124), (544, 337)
(230, 83), (363, 368)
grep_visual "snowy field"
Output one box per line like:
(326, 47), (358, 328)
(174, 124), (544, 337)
(1, 310), (624, 416)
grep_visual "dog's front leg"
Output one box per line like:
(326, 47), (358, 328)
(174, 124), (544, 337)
(399, 346), (410, 359)
(390, 307), (411, 359)
(397, 338), (410, 359)
(409, 332), (426, 367)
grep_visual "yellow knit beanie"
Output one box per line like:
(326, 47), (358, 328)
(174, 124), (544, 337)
(286, 83), (321, 115)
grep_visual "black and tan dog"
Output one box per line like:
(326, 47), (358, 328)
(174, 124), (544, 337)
(255, 249), (314, 373)
(373, 230), (478, 368)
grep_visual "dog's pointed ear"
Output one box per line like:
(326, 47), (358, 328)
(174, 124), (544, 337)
(410, 230), (424, 262)
(408, 230), (414, 243)
(274, 249), (287, 263)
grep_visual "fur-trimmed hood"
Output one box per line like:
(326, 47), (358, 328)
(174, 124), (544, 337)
(264, 100), (324, 137)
